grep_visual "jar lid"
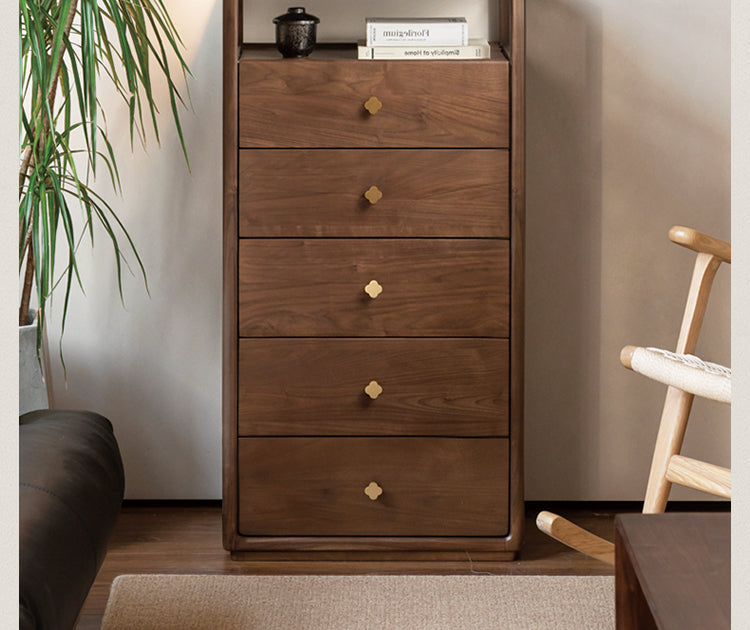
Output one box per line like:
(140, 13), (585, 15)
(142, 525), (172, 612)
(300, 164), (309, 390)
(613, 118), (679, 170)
(273, 7), (320, 24)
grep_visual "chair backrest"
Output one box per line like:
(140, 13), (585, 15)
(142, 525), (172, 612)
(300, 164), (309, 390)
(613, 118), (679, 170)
(623, 226), (731, 512)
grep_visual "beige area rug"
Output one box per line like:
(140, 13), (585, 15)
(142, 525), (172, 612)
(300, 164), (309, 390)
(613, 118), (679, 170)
(101, 574), (615, 629)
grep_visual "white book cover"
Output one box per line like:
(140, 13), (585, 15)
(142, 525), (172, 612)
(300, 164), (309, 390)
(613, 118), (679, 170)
(366, 17), (468, 47)
(357, 39), (490, 60)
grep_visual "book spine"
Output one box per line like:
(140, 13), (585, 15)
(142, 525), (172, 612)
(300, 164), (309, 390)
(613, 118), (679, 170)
(358, 41), (490, 60)
(366, 21), (468, 47)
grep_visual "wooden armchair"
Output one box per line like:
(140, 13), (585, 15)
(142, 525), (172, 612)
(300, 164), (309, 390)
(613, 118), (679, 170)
(537, 226), (731, 565)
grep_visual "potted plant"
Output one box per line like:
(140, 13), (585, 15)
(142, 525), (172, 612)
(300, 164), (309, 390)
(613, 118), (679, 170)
(19, 0), (190, 407)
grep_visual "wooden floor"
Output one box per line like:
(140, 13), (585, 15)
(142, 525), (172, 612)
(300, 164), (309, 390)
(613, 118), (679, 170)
(75, 501), (724, 629)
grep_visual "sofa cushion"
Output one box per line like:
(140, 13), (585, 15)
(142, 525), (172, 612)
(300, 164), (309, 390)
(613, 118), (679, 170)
(19, 410), (124, 630)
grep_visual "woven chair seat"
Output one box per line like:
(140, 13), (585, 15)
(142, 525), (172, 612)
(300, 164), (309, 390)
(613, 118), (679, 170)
(629, 347), (731, 404)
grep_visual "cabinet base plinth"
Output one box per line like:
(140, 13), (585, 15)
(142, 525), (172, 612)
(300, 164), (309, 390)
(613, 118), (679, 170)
(228, 550), (518, 573)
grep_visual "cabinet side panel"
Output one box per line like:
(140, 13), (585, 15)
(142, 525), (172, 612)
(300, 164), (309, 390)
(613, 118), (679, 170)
(507, 0), (526, 553)
(222, 0), (239, 551)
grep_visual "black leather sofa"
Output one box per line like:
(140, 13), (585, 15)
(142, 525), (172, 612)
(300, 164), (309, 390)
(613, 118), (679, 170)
(19, 410), (125, 630)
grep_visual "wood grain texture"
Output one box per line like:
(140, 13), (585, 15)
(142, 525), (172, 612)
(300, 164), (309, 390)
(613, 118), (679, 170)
(665, 455), (731, 499)
(674, 253), (724, 355)
(238, 239), (510, 338)
(238, 59), (509, 148)
(238, 438), (509, 537)
(614, 513), (730, 630)
(536, 511), (614, 565)
(238, 149), (510, 238)
(221, 0), (239, 551)
(227, 532), (519, 554)
(224, 0), (524, 556)
(499, 4), (511, 53)
(238, 338), (509, 436)
(669, 225), (731, 264)
(615, 525), (659, 630)
(238, 43), (509, 61)
(643, 250), (724, 513)
(507, 0), (527, 555)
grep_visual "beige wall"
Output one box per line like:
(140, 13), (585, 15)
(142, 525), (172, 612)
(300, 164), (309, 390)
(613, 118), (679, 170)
(525, 0), (730, 500)
(47, 0), (224, 498)
(44, 0), (730, 500)
(243, 1), (500, 43)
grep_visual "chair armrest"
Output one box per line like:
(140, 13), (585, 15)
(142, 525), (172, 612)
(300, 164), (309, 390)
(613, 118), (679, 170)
(669, 226), (731, 264)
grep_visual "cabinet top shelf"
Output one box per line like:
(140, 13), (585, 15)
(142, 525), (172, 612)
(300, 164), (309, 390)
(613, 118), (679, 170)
(238, 42), (508, 62)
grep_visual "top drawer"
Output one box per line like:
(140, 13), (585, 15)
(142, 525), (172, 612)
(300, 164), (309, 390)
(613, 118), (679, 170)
(238, 58), (509, 148)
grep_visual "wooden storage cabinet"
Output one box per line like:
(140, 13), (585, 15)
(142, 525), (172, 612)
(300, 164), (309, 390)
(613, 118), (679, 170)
(224, 1), (524, 561)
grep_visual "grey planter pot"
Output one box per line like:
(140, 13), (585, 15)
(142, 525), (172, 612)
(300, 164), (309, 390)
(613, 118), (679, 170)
(20, 315), (49, 415)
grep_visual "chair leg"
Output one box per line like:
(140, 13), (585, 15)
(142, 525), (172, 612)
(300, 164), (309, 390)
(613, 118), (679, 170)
(642, 387), (695, 513)
(536, 511), (615, 565)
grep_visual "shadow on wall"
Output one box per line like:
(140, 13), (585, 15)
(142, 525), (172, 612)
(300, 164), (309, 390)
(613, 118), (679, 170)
(525, 0), (604, 499)
(46, 0), (224, 499)
(525, 0), (730, 501)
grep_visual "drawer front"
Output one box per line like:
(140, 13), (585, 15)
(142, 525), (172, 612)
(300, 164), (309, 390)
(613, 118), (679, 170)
(238, 338), (509, 436)
(238, 437), (509, 536)
(238, 59), (509, 148)
(239, 149), (509, 238)
(238, 239), (510, 337)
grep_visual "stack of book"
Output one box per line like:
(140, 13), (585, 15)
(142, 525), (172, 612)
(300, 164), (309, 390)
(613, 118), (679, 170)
(359, 17), (490, 60)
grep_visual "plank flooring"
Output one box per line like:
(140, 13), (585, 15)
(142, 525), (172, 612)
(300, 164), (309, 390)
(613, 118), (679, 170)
(75, 501), (727, 629)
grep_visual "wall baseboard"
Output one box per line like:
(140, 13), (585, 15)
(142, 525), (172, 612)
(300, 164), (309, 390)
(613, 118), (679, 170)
(118, 498), (730, 513)
(526, 500), (731, 513)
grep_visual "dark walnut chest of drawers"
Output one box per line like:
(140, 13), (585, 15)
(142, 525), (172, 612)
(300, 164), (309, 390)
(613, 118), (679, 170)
(223, 1), (525, 562)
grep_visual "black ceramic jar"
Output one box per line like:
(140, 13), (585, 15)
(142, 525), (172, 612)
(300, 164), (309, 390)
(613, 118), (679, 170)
(274, 7), (320, 58)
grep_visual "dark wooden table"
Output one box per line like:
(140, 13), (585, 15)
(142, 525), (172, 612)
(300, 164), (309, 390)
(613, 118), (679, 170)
(615, 512), (730, 629)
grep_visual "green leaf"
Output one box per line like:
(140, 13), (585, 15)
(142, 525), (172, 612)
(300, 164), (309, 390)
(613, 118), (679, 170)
(19, 0), (191, 364)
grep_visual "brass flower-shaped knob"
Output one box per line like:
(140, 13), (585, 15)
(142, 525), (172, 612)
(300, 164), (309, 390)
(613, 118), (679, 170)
(364, 280), (383, 299)
(364, 185), (383, 205)
(364, 96), (382, 114)
(364, 380), (383, 399)
(364, 481), (383, 500)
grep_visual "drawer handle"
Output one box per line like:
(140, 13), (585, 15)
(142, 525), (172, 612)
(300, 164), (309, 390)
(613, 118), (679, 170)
(364, 280), (383, 299)
(364, 96), (383, 115)
(365, 380), (383, 399)
(364, 185), (383, 205)
(364, 481), (383, 501)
